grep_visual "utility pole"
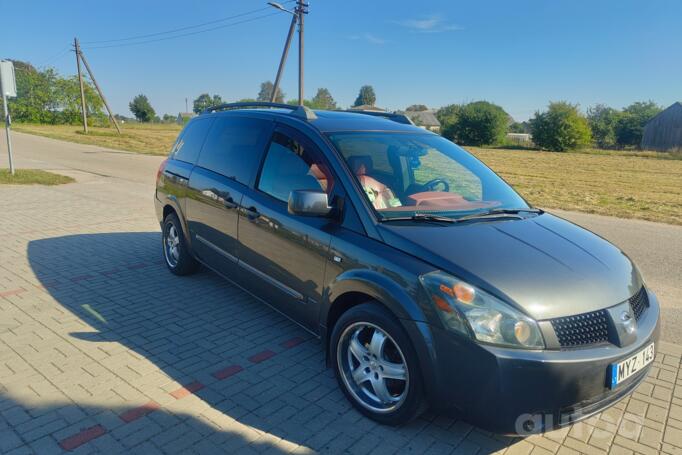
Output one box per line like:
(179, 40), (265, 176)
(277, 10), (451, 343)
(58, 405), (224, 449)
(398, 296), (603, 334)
(74, 38), (88, 134)
(297, 0), (306, 106)
(185, 97), (188, 113)
(271, 13), (297, 103)
(268, 1), (307, 106)
(78, 48), (122, 134)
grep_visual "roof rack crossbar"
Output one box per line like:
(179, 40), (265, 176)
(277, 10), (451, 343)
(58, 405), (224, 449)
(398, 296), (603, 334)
(202, 102), (317, 120)
(343, 110), (414, 125)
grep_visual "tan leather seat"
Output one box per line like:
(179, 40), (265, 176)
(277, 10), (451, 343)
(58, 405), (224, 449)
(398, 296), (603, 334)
(347, 156), (400, 210)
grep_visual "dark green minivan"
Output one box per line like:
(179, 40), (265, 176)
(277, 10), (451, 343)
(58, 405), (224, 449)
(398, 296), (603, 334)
(155, 103), (659, 434)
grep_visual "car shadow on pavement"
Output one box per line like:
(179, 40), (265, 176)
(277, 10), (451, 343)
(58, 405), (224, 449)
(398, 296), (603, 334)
(25, 232), (519, 453)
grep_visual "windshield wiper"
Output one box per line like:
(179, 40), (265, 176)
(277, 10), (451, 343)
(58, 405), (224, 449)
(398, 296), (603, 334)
(379, 213), (455, 224)
(454, 207), (544, 223)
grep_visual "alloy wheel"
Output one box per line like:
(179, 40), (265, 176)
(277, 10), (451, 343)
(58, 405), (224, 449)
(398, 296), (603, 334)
(164, 223), (180, 268)
(337, 322), (409, 413)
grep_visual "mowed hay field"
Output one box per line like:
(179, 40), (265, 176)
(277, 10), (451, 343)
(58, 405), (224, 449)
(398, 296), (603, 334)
(13, 123), (682, 225)
(469, 147), (682, 226)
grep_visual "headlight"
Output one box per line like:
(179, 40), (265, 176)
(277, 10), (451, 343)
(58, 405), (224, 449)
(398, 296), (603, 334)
(420, 270), (544, 349)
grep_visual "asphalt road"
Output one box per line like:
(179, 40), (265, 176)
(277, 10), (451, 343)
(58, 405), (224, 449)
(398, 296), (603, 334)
(2, 130), (681, 342)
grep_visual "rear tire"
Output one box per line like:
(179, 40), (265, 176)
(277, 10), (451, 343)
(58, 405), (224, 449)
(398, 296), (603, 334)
(162, 212), (199, 276)
(331, 302), (426, 425)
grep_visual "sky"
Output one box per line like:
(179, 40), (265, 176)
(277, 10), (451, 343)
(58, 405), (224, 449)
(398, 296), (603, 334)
(2, 0), (681, 121)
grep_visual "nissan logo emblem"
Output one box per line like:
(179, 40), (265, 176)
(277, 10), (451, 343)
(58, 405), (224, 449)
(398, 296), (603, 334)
(621, 311), (636, 334)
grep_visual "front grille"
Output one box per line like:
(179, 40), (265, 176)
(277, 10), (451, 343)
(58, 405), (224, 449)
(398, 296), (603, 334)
(629, 287), (649, 321)
(550, 309), (610, 347)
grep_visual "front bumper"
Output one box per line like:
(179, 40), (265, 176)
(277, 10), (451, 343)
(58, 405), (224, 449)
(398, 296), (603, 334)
(423, 289), (660, 435)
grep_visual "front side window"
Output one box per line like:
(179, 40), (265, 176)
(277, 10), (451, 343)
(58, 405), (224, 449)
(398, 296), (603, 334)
(327, 132), (528, 220)
(196, 116), (271, 184)
(258, 132), (334, 202)
(171, 118), (213, 164)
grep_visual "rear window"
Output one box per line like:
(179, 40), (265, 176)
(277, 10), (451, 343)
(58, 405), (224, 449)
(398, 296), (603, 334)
(196, 116), (272, 184)
(171, 118), (213, 164)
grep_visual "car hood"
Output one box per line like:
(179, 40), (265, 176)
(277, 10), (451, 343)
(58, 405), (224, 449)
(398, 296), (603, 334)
(377, 213), (643, 320)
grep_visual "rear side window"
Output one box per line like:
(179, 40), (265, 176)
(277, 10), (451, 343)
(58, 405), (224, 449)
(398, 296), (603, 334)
(196, 116), (272, 184)
(171, 118), (213, 164)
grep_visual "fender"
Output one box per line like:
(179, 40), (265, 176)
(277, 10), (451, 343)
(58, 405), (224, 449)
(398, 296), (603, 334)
(325, 268), (428, 323)
(323, 268), (443, 405)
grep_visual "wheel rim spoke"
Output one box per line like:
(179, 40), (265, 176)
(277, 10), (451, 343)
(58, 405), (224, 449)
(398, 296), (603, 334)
(379, 360), (406, 381)
(368, 329), (386, 358)
(349, 331), (369, 362)
(369, 376), (396, 404)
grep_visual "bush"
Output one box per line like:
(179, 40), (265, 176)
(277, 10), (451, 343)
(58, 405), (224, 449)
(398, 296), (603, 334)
(454, 101), (509, 146)
(530, 102), (592, 151)
(436, 101), (508, 146)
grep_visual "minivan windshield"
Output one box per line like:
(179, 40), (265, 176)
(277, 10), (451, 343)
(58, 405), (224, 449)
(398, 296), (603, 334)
(327, 132), (530, 221)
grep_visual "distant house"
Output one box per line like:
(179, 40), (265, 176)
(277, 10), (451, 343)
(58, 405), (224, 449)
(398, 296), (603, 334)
(505, 133), (533, 145)
(176, 112), (196, 125)
(400, 110), (441, 132)
(641, 102), (682, 152)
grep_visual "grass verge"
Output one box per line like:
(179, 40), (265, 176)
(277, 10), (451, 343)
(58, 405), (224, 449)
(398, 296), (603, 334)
(0, 169), (75, 185)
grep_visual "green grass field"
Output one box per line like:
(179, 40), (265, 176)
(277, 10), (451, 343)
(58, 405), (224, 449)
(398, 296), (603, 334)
(0, 169), (75, 185)
(12, 123), (682, 225)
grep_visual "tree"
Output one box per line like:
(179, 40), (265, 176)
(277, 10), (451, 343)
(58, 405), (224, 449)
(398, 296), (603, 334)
(508, 121), (530, 134)
(193, 93), (223, 113)
(257, 81), (284, 103)
(53, 75), (105, 125)
(587, 104), (619, 148)
(162, 113), (176, 123)
(614, 101), (662, 148)
(129, 94), (155, 122)
(285, 99), (315, 108)
(453, 101), (509, 146)
(0, 60), (104, 125)
(406, 104), (428, 112)
(530, 102), (592, 152)
(436, 104), (462, 141)
(353, 85), (376, 107)
(310, 88), (337, 110)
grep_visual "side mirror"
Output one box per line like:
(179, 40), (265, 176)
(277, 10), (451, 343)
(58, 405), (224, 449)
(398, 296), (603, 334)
(288, 190), (333, 217)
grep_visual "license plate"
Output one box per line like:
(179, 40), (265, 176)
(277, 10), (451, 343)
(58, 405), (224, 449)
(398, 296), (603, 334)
(609, 343), (655, 389)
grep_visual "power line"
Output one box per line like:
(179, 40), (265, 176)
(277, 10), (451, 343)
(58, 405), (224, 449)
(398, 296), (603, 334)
(82, 1), (295, 45)
(35, 47), (72, 68)
(82, 11), (285, 50)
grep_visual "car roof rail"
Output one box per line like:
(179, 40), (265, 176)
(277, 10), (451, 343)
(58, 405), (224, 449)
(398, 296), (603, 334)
(343, 110), (415, 125)
(201, 102), (317, 120)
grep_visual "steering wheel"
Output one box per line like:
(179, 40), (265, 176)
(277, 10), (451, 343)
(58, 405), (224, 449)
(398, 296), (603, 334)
(423, 178), (450, 192)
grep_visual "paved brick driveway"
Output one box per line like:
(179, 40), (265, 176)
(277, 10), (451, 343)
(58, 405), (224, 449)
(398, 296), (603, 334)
(1, 171), (682, 454)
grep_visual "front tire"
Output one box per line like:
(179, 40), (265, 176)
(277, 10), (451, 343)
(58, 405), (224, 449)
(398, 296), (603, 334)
(162, 212), (198, 276)
(331, 302), (426, 425)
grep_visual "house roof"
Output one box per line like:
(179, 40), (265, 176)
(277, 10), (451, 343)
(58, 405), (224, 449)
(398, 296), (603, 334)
(400, 110), (441, 127)
(645, 102), (682, 125)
